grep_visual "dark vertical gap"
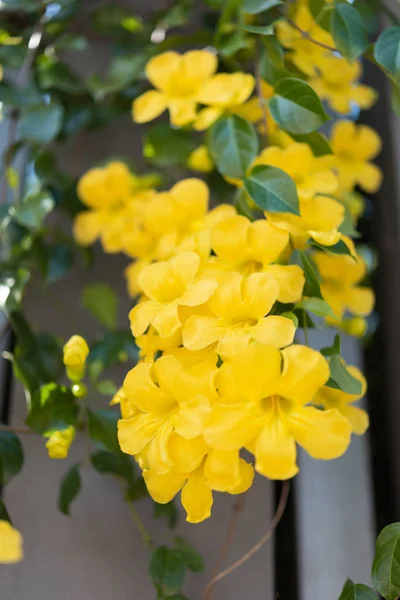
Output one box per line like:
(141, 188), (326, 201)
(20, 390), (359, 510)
(0, 329), (15, 426)
(358, 58), (400, 530)
(274, 482), (299, 599)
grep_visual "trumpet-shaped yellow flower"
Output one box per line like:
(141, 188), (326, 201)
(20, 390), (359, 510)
(309, 55), (377, 115)
(194, 72), (255, 130)
(133, 50), (217, 127)
(183, 272), (296, 359)
(143, 453), (254, 523)
(313, 364), (368, 435)
(45, 426), (76, 459)
(209, 215), (305, 302)
(276, 4), (335, 76)
(117, 354), (218, 474)
(266, 194), (345, 248)
(63, 335), (89, 382)
(0, 521), (23, 563)
(187, 145), (214, 173)
(324, 120), (382, 194)
(130, 252), (217, 338)
(205, 344), (352, 479)
(77, 161), (133, 210)
(313, 251), (375, 319)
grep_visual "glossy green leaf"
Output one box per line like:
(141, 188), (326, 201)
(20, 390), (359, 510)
(87, 409), (120, 454)
(82, 283), (118, 330)
(149, 546), (186, 595)
(321, 334), (341, 357)
(242, 0), (282, 13)
(208, 116), (259, 179)
(269, 77), (329, 134)
(58, 463), (82, 516)
(338, 579), (379, 600)
(374, 27), (400, 84)
(174, 537), (205, 573)
(144, 124), (196, 167)
(18, 102), (64, 143)
(331, 3), (368, 63)
(90, 450), (134, 484)
(310, 239), (354, 257)
(291, 132), (332, 156)
(154, 501), (179, 529)
(296, 297), (335, 318)
(244, 165), (299, 214)
(259, 38), (288, 85)
(12, 191), (54, 230)
(327, 356), (363, 394)
(372, 522), (400, 600)
(26, 383), (79, 434)
(299, 252), (323, 299)
(0, 432), (24, 484)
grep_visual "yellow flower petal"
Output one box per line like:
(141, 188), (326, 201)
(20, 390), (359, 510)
(228, 459), (255, 494)
(0, 521), (23, 564)
(251, 315), (296, 348)
(205, 402), (261, 450)
(167, 433), (208, 472)
(123, 362), (167, 413)
(152, 302), (181, 338)
(263, 264), (305, 303)
(182, 49), (218, 82)
(179, 278), (218, 307)
(144, 469), (186, 504)
(132, 90), (167, 123)
(118, 413), (161, 456)
(228, 344), (282, 403)
(181, 467), (213, 523)
(182, 315), (226, 351)
(204, 449), (241, 492)
(129, 300), (160, 337)
(211, 215), (250, 266)
(73, 211), (104, 246)
(279, 345), (329, 405)
(193, 107), (224, 131)
(344, 286), (375, 316)
(168, 98), (197, 127)
(173, 395), (210, 439)
(340, 405), (369, 435)
(255, 413), (299, 480)
(187, 146), (214, 173)
(145, 51), (181, 91)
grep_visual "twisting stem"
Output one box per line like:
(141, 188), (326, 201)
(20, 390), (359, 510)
(127, 502), (154, 551)
(284, 16), (337, 52)
(203, 495), (246, 600)
(202, 481), (290, 598)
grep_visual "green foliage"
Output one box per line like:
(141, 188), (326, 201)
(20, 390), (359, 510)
(11, 191), (55, 230)
(338, 579), (378, 600)
(299, 253), (323, 299)
(174, 537), (205, 573)
(82, 284), (118, 330)
(0, 432), (24, 484)
(244, 165), (299, 214)
(372, 522), (400, 600)
(153, 501), (179, 529)
(330, 3), (368, 63)
(144, 124), (196, 167)
(90, 450), (135, 485)
(242, 0), (282, 14)
(18, 102), (64, 144)
(58, 463), (82, 516)
(321, 333), (341, 357)
(0, 498), (11, 523)
(149, 546), (186, 596)
(269, 78), (329, 134)
(87, 409), (120, 454)
(208, 116), (259, 179)
(26, 383), (79, 434)
(327, 356), (363, 395)
(88, 330), (138, 372)
(296, 297), (335, 318)
(291, 132), (332, 156)
(374, 27), (400, 85)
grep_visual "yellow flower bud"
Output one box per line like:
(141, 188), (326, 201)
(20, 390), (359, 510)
(45, 426), (76, 460)
(0, 521), (23, 563)
(63, 335), (89, 382)
(187, 146), (214, 173)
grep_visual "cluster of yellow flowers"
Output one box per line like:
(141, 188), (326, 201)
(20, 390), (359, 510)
(71, 0), (381, 522)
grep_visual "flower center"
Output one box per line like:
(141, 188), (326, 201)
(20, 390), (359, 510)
(260, 395), (292, 413)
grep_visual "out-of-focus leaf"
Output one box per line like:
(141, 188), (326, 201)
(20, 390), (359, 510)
(58, 463), (81, 516)
(0, 432), (24, 484)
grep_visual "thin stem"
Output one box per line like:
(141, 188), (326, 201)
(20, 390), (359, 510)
(202, 481), (290, 597)
(127, 502), (154, 551)
(0, 424), (36, 434)
(203, 496), (246, 600)
(284, 16), (337, 52)
(303, 309), (309, 346)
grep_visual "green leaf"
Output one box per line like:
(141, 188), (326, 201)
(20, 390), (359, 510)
(392, 83), (400, 116)
(374, 27), (400, 84)
(58, 463), (82, 516)
(244, 165), (299, 214)
(269, 77), (329, 134)
(291, 132), (332, 156)
(18, 102), (64, 144)
(89, 331), (138, 370)
(54, 33), (88, 51)
(87, 409), (120, 454)
(241, 24), (274, 35)
(0, 498), (11, 523)
(331, 3), (368, 63)
(296, 297), (335, 318)
(46, 244), (75, 283)
(309, 0), (332, 31)
(280, 311), (299, 328)
(149, 546), (186, 595)
(154, 501), (179, 529)
(259, 37), (289, 85)
(338, 579), (378, 600)
(12, 191), (54, 230)
(143, 124), (196, 168)
(208, 116), (259, 179)
(327, 356), (363, 394)
(90, 450), (134, 484)
(310, 239), (354, 257)
(26, 383), (79, 434)
(299, 252), (323, 299)
(96, 379), (118, 396)
(82, 283), (118, 329)
(242, 0), (282, 13)
(372, 523), (400, 600)
(174, 537), (205, 572)
(0, 432), (24, 484)
(127, 478), (149, 502)
(321, 333), (341, 357)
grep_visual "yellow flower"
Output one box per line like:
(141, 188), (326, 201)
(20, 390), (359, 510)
(266, 194), (345, 248)
(136, 326), (182, 363)
(129, 252), (217, 338)
(117, 354), (217, 473)
(205, 344), (352, 479)
(276, 4), (335, 76)
(63, 335), (89, 382)
(309, 55), (377, 115)
(313, 364), (368, 435)
(182, 272), (296, 359)
(133, 50), (217, 127)
(0, 521), (23, 563)
(194, 72), (255, 130)
(209, 215), (304, 302)
(233, 80), (275, 126)
(187, 145), (214, 173)
(313, 251), (375, 319)
(324, 120), (382, 193)
(339, 316), (367, 337)
(46, 426), (76, 459)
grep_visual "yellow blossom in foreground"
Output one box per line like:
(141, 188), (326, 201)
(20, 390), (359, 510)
(46, 426), (76, 459)
(209, 215), (304, 302)
(133, 50), (217, 127)
(309, 55), (377, 115)
(0, 521), (23, 563)
(183, 272), (296, 359)
(205, 344), (352, 479)
(313, 364), (368, 435)
(63, 335), (89, 382)
(313, 251), (375, 319)
(194, 72), (255, 130)
(324, 120), (382, 194)
(187, 145), (214, 173)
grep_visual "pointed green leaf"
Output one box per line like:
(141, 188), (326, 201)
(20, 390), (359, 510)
(12, 191), (54, 230)
(174, 537), (205, 573)
(58, 463), (82, 516)
(327, 356), (363, 394)
(0, 498), (11, 523)
(87, 409), (120, 454)
(90, 450), (134, 484)
(18, 102), (64, 144)
(372, 522), (400, 600)
(244, 165), (299, 214)
(0, 432), (24, 484)
(26, 383), (79, 434)
(338, 579), (379, 600)
(242, 0), (282, 13)
(299, 252), (323, 299)
(291, 132), (332, 156)
(269, 77), (329, 134)
(331, 3), (368, 63)
(82, 283), (118, 329)
(374, 27), (400, 84)
(242, 24), (274, 35)
(208, 116), (259, 179)
(296, 297), (335, 318)
(149, 546), (186, 594)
